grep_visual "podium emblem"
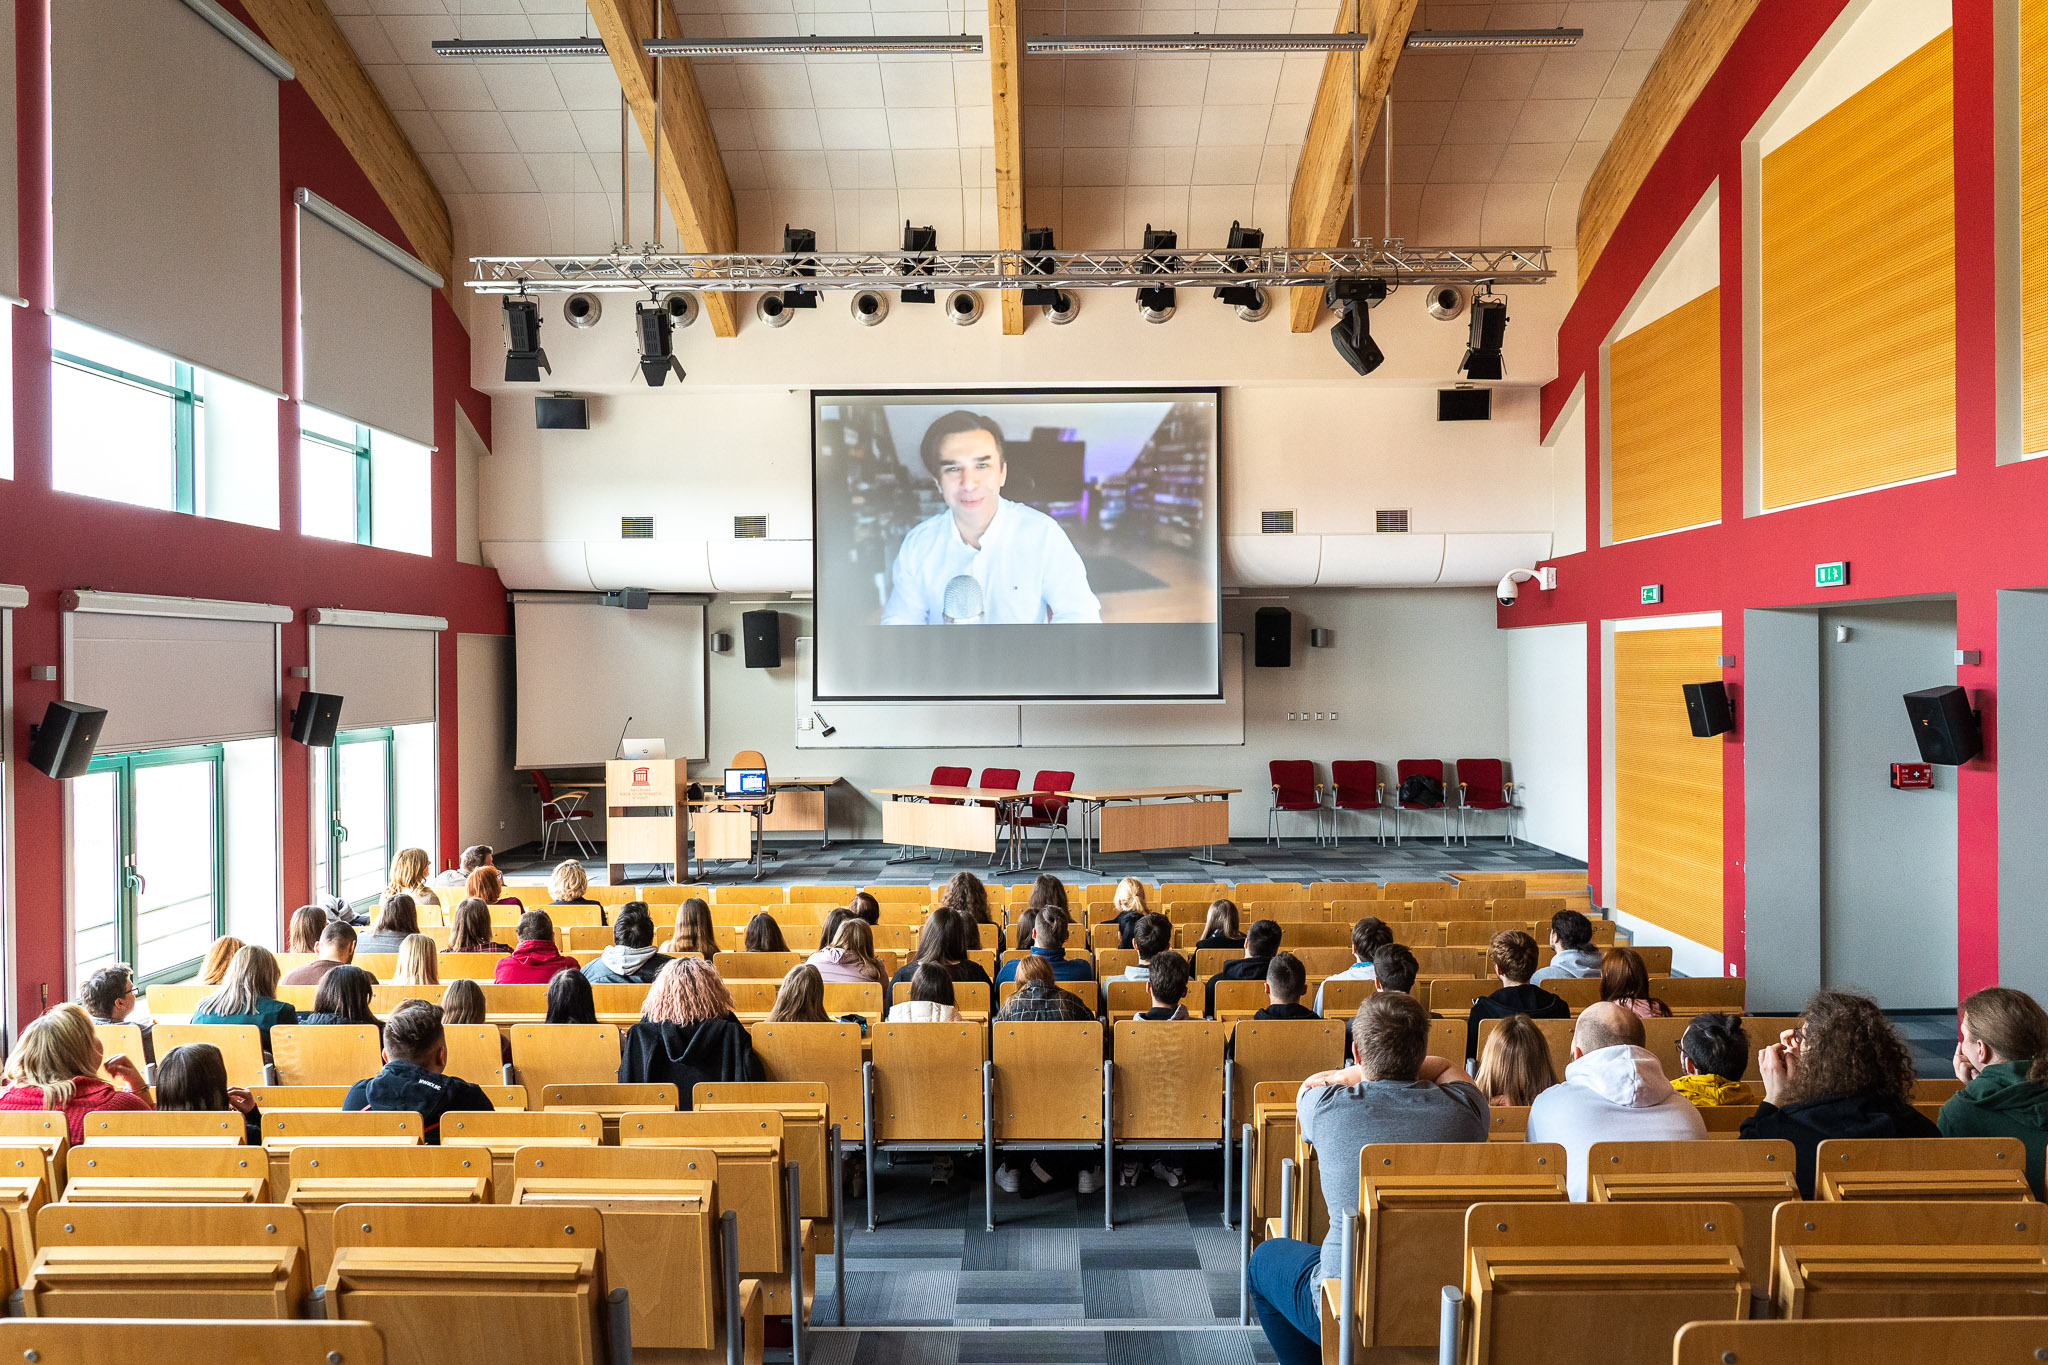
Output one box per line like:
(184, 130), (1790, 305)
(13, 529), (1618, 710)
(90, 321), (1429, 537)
(632, 766), (650, 786)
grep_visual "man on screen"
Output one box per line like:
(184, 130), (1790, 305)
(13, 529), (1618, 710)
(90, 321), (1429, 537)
(881, 410), (1102, 625)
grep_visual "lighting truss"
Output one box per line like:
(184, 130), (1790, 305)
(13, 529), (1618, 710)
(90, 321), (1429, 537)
(1404, 28), (1581, 49)
(465, 244), (1554, 294)
(645, 35), (983, 55)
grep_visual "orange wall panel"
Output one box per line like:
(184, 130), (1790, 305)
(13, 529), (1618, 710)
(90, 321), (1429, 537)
(1613, 625), (1724, 951)
(1609, 287), (1722, 541)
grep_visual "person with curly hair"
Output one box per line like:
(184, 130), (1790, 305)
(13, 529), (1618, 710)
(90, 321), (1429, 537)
(618, 958), (763, 1106)
(1739, 988), (1938, 1196)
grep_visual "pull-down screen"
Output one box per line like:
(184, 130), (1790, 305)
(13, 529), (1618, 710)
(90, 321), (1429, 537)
(813, 388), (1222, 701)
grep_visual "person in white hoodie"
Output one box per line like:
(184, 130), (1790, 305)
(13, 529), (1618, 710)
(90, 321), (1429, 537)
(885, 962), (963, 1023)
(1525, 1001), (1706, 1199)
(1530, 910), (1604, 984)
(580, 904), (673, 986)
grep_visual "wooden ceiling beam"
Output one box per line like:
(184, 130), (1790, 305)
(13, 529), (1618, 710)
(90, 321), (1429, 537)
(989, 0), (1025, 334)
(1285, 0), (1419, 332)
(585, 0), (742, 337)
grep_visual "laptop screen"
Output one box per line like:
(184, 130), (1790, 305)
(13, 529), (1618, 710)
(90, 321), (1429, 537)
(724, 767), (769, 796)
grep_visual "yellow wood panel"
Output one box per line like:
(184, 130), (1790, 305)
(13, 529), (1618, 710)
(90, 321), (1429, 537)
(1759, 30), (1956, 507)
(1613, 625), (1724, 950)
(1609, 288), (1722, 540)
(2023, 0), (2048, 451)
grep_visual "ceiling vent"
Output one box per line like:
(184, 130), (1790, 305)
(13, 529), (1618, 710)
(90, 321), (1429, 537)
(1260, 509), (1296, 535)
(733, 514), (769, 539)
(620, 515), (654, 539)
(1375, 508), (1411, 534)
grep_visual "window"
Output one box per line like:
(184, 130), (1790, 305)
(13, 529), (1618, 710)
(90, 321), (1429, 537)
(313, 728), (394, 909)
(71, 745), (225, 985)
(52, 317), (201, 512)
(300, 405), (371, 544)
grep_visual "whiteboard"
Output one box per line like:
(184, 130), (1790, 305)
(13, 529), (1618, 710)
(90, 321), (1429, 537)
(514, 598), (707, 766)
(1023, 636), (1243, 746)
(795, 638), (1020, 749)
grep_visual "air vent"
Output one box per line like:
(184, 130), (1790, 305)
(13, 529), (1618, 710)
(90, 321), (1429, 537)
(1375, 509), (1410, 534)
(621, 516), (654, 539)
(733, 514), (769, 539)
(1260, 509), (1296, 535)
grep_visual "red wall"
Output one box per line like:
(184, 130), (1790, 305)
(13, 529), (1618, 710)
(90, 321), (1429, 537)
(1512, 0), (2022, 1000)
(0, 0), (506, 1025)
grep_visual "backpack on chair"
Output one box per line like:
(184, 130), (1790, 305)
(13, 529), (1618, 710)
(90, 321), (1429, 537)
(1398, 774), (1444, 807)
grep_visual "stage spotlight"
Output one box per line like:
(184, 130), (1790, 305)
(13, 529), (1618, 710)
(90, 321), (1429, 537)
(634, 298), (684, 386)
(1326, 278), (1388, 376)
(901, 221), (938, 303)
(782, 225), (819, 310)
(1461, 291), (1508, 380)
(563, 293), (602, 329)
(1425, 283), (1467, 321)
(947, 290), (983, 325)
(1044, 290), (1080, 324)
(1214, 220), (1265, 312)
(502, 296), (549, 382)
(756, 293), (793, 327)
(664, 293), (699, 328)
(851, 290), (889, 325)
(1021, 225), (1063, 308)
(1137, 224), (1178, 318)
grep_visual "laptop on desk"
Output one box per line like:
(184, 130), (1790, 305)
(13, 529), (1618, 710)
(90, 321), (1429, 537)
(723, 767), (770, 798)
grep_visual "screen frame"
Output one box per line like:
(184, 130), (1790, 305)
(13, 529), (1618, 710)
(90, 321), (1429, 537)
(809, 384), (1226, 703)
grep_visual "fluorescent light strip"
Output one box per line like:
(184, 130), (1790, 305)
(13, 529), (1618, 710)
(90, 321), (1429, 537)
(1404, 28), (1581, 49)
(431, 38), (610, 58)
(645, 35), (984, 55)
(1025, 32), (1376, 52)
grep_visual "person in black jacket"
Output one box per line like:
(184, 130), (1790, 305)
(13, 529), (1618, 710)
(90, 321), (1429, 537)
(343, 1001), (495, 1143)
(1740, 988), (1939, 1196)
(889, 906), (992, 1005)
(1205, 919), (1282, 1018)
(618, 957), (763, 1107)
(1465, 930), (1569, 1061)
(1252, 952), (1320, 1022)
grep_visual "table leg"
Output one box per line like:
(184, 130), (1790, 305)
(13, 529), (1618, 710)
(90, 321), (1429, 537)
(1073, 800), (1106, 876)
(1186, 795), (1230, 866)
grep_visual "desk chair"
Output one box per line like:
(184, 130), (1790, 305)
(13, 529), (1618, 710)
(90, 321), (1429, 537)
(1326, 761), (1385, 845)
(1267, 761), (1325, 845)
(976, 767), (1022, 866)
(1013, 769), (1076, 868)
(1393, 759), (1452, 846)
(536, 771), (594, 860)
(708, 749), (775, 880)
(1454, 758), (1515, 845)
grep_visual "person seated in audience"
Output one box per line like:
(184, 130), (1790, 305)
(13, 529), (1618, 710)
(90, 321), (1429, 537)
(996, 954), (1095, 1022)
(544, 968), (598, 1025)
(939, 871), (1003, 951)
(584, 903), (672, 985)
(0, 1004), (151, 1144)
(393, 934), (439, 987)
(298, 965), (380, 1031)
(891, 908), (991, 1002)
(1113, 913), (1174, 982)
(1026, 873), (1070, 921)
(1527, 1002), (1704, 1199)
(1943, 987), (2048, 1196)
(1670, 1012), (1751, 1107)
(1205, 919), (1282, 1018)
(619, 957), (764, 1104)
(154, 1041), (260, 1143)
(1111, 876), (1151, 948)
(433, 844), (494, 889)
(1194, 899), (1245, 951)
(743, 911), (789, 954)
(493, 911), (579, 984)
(1371, 943), (1419, 995)
(766, 964), (830, 1023)
(467, 865), (522, 909)
(995, 911), (1094, 984)
(887, 962), (961, 1023)
(286, 904), (327, 956)
(1600, 946), (1670, 1018)
(1740, 987), (1938, 1196)
(441, 978), (511, 1066)
(1474, 1013), (1558, 1107)
(317, 893), (364, 929)
(1465, 930), (1570, 1059)
(1137, 951), (1192, 1021)
(1254, 953), (1320, 1021)
(547, 859), (600, 912)
(447, 898), (509, 955)
(198, 935), (245, 986)
(1313, 917), (1391, 1015)
(661, 898), (719, 960)
(356, 893), (420, 956)
(810, 919), (886, 984)
(344, 1000), (495, 1141)
(284, 921), (356, 987)
(192, 945), (298, 1049)
(1530, 909), (1602, 983)
(386, 847), (441, 908)
(848, 891), (882, 925)
(1248, 991), (1487, 1365)
(80, 962), (153, 1062)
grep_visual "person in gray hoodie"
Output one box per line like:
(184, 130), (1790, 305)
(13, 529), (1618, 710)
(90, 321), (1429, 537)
(1530, 909), (1603, 984)
(581, 902), (672, 986)
(1525, 1002), (1705, 1199)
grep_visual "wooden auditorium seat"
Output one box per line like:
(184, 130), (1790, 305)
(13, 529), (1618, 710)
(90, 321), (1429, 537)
(63, 1143), (270, 1203)
(1586, 1139), (1799, 1298)
(990, 1020), (1103, 1229)
(1769, 1201), (2048, 1319)
(0, 1318), (388, 1365)
(1674, 1316), (2048, 1364)
(24, 1203), (309, 1319)
(509, 1023), (624, 1092)
(269, 1024), (383, 1088)
(865, 1020), (986, 1230)
(1812, 1137), (2034, 1202)
(752, 1021), (865, 1149)
(81, 1110), (245, 1145)
(441, 1109), (602, 1202)
(286, 1144), (491, 1282)
(1107, 1019), (1226, 1227)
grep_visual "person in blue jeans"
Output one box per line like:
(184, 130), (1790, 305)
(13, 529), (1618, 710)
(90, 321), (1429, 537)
(1247, 990), (1488, 1364)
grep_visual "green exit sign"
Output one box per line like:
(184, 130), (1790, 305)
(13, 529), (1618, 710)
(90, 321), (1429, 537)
(1816, 561), (1850, 588)
(1641, 585), (1663, 605)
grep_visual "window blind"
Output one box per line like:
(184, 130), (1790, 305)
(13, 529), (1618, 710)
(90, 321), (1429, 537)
(298, 197), (438, 448)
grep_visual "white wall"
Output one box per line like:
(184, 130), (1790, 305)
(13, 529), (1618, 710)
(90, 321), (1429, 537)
(1505, 622), (1588, 861)
(221, 737), (279, 947)
(457, 633), (540, 853)
(455, 406), (484, 568)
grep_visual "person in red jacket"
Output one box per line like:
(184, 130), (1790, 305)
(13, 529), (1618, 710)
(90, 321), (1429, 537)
(493, 910), (579, 983)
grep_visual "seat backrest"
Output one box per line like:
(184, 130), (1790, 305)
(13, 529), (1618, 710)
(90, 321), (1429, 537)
(1458, 876), (1521, 900)
(83, 1110), (245, 1143)
(1381, 880), (1453, 901)
(979, 767), (1021, 790)
(540, 1083), (680, 1115)
(751, 1021), (866, 1138)
(618, 1111), (787, 1274)
(1028, 770), (1075, 818)
(1769, 1200), (2048, 1318)
(1268, 760), (1316, 801)
(1111, 1021), (1224, 1142)
(1395, 759), (1443, 783)
(873, 1021), (986, 1143)
(508, 1024), (624, 1092)
(65, 1141), (269, 1198)
(0, 1319), (386, 1364)
(1813, 1135), (2033, 1201)
(1230, 1019), (1347, 1125)
(1475, 1014), (1573, 1079)
(153, 1023), (267, 1088)
(91, 1024), (146, 1081)
(270, 1025), (383, 1088)
(261, 1110), (424, 1147)
(441, 1025), (507, 1089)
(931, 765), (971, 786)
(1329, 762), (1381, 807)
(1651, 976), (1747, 1013)
(534, 771), (557, 803)
(731, 749), (767, 770)
(1674, 1318), (2048, 1365)
(992, 1021), (1103, 1142)
(1456, 759), (1505, 800)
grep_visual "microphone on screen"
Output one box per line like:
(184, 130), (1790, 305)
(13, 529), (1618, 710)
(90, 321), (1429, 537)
(942, 574), (985, 624)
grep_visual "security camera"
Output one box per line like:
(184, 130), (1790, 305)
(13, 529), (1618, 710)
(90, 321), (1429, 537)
(1497, 567), (1550, 606)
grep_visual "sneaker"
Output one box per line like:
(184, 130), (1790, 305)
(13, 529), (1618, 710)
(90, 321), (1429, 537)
(1150, 1161), (1184, 1188)
(995, 1164), (1021, 1194)
(929, 1155), (954, 1186)
(1076, 1166), (1103, 1195)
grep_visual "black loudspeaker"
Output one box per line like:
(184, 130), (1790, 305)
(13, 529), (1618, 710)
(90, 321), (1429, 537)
(1682, 681), (1734, 737)
(290, 692), (344, 748)
(742, 610), (782, 669)
(27, 700), (107, 778)
(1254, 607), (1292, 668)
(1905, 685), (1982, 765)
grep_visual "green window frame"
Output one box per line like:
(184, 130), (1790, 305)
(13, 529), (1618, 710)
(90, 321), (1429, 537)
(301, 417), (374, 544)
(51, 345), (204, 514)
(83, 744), (227, 986)
(319, 726), (396, 909)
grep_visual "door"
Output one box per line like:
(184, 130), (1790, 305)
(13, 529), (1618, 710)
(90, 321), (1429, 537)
(73, 746), (225, 985)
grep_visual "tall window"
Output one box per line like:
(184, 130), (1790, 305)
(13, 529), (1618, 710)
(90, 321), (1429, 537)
(312, 728), (394, 909)
(300, 406), (371, 544)
(71, 745), (225, 985)
(52, 318), (203, 512)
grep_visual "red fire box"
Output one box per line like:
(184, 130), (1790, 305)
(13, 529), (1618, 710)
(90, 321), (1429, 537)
(1891, 763), (1934, 789)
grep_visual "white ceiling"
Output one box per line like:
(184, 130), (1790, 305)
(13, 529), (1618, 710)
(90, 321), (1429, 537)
(327, 0), (1681, 267)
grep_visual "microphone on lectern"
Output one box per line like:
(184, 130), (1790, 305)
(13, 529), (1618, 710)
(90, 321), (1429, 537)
(943, 575), (985, 624)
(614, 715), (633, 759)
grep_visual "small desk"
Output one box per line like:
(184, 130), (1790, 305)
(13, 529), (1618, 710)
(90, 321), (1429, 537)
(870, 785), (1048, 871)
(1058, 785), (1239, 873)
(687, 776), (842, 880)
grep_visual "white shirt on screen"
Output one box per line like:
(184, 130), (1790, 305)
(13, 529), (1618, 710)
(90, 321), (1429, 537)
(880, 498), (1102, 625)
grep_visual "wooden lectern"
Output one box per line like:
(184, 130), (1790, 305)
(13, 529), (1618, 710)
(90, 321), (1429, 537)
(605, 759), (682, 883)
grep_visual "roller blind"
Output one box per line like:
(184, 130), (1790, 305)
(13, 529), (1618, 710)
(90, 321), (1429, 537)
(513, 599), (707, 768)
(309, 623), (439, 729)
(52, 0), (286, 395)
(299, 201), (437, 448)
(69, 612), (278, 751)
(0, 1), (18, 307)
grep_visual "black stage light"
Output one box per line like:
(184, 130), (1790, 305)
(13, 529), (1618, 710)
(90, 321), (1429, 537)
(1137, 224), (1178, 317)
(502, 296), (549, 382)
(1215, 220), (1264, 310)
(1326, 278), (1388, 376)
(1461, 294), (1508, 380)
(634, 299), (684, 386)
(1021, 225), (1062, 307)
(782, 225), (819, 309)
(901, 221), (937, 303)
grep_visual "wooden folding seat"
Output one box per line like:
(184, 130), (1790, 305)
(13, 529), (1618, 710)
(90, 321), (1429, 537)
(822, 982), (883, 1021)
(1587, 1139), (1799, 1297)
(697, 1081), (832, 1224)
(1632, 943), (1674, 974)
(437, 952), (505, 979)
(260, 1111), (423, 1195)
(269, 1025), (382, 1088)
(1442, 919), (1501, 946)
(1382, 920), (1449, 947)
(1229, 1018), (1347, 1128)
(753, 1021), (865, 1146)
(530, 905), (604, 928)
(1192, 947), (1238, 976)
(1241, 903), (1325, 924)
(713, 950), (805, 981)
(1674, 1316), (2048, 1365)
(482, 984), (553, 1022)
(92, 1023), (146, 1075)
(1700, 1105), (1762, 1138)
(788, 884), (858, 903)
(620, 1109), (806, 1316)
(25, 1203), (309, 1318)
(0, 1318), (387, 1364)
(1485, 897), (1568, 922)
(81, 1110), (245, 1145)
(1652, 976), (1747, 1015)
(1164, 902), (1212, 927)
(1428, 977), (1492, 1016)
(1107, 1020), (1226, 1229)
(1486, 1106), (1528, 1141)
(1161, 882), (1229, 902)
(0, 1117), (67, 1202)
(996, 979), (1097, 1014)
(1413, 946), (1486, 978)
(441, 1024), (511, 1088)
(866, 1021), (987, 1230)
(152, 1023), (266, 1087)
(287, 1144), (490, 1281)
(1103, 980), (1151, 1020)
(862, 885), (931, 904)
(325, 1203), (619, 1365)
(1451, 1201), (1748, 1365)
(1311, 882), (1379, 901)
(1290, 946), (1357, 977)
(1096, 948), (1140, 978)
(638, 884), (714, 903)
(989, 1020), (1103, 1229)
(441, 1110), (602, 1203)
(1813, 1137), (2034, 1202)
(1247, 1081), (1297, 1240)
(588, 983), (652, 1025)
(1476, 1014), (1574, 1077)
(711, 886), (787, 905)
(508, 1023), (623, 1092)
(64, 1143), (270, 1203)
(1318, 978), (1375, 1019)
(1770, 1200), (2048, 1320)
(541, 1084), (678, 1144)
(1547, 977), (1603, 1011)
(1407, 898), (1465, 923)
(1236, 881), (1309, 900)
(142, 984), (210, 1019)
(1456, 877), (1524, 899)
(565, 924), (613, 952)
(1916, 1077), (1966, 1103)
(1321, 1142), (1567, 1354)
(1210, 979), (1270, 1021)
(246, 1085), (352, 1111)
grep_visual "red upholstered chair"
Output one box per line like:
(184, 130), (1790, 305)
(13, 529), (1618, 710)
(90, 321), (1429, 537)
(1012, 769), (1076, 868)
(977, 767), (1024, 864)
(929, 765), (972, 804)
(1268, 760), (1325, 844)
(1393, 759), (1452, 847)
(1455, 759), (1516, 845)
(1328, 760), (1386, 845)
(534, 771), (593, 859)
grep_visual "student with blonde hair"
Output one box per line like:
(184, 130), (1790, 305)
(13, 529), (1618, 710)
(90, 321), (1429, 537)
(620, 958), (762, 1104)
(548, 860), (600, 909)
(286, 904), (327, 955)
(1112, 877), (1151, 948)
(1195, 899), (1244, 951)
(808, 918), (884, 984)
(0, 1003), (151, 1142)
(1474, 1013), (1559, 1107)
(1943, 986), (2048, 1196)
(191, 945), (298, 1047)
(662, 898), (719, 960)
(765, 964), (829, 1024)
(198, 935), (245, 986)
(393, 934), (440, 986)
(386, 848), (439, 907)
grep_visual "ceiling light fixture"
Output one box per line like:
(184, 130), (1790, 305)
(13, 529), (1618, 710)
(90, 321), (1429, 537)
(1137, 225), (1178, 322)
(432, 38), (610, 58)
(1025, 32), (1376, 53)
(1403, 27), (1581, 50)
(1461, 287), (1509, 381)
(901, 222), (938, 303)
(1214, 221), (1264, 313)
(646, 35), (982, 56)
(502, 295), (548, 382)
(634, 296), (685, 386)
(1020, 226), (1064, 308)
(781, 226), (819, 311)
(1327, 279), (1387, 376)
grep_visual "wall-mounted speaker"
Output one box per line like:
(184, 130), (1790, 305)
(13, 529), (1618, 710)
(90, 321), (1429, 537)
(742, 610), (782, 669)
(27, 700), (106, 778)
(1904, 684), (1981, 765)
(290, 692), (344, 748)
(1682, 680), (1733, 737)
(1254, 607), (1292, 668)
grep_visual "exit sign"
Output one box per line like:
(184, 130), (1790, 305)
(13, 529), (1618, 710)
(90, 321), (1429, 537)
(1816, 561), (1849, 588)
(1640, 585), (1663, 605)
